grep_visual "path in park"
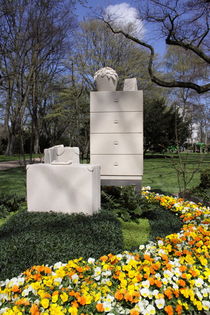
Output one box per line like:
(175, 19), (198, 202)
(0, 159), (42, 171)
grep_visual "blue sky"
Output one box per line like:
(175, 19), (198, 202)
(75, 0), (166, 57)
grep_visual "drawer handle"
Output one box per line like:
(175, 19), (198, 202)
(113, 98), (118, 102)
(113, 141), (119, 145)
(114, 162), (118, 166)
(114, 120), (118, 124)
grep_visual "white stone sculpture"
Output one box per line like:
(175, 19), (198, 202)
(90, 74), (143, 191)
(27, 164), (101, 215)
(27, 145), (101, 215)
(44, 145), (80, 164)
(94, 67), (118, 91)
(123, 78), (138, 91)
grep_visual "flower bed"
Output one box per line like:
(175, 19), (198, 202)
(0, 190), (209, 315)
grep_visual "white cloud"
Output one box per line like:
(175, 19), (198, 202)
(104, 2), (144, 38)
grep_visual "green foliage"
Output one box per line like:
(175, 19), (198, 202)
(0, 211), (123, 280)
(101, 186), (183, 250)
(101, 186), (144, 222)
(144, 98), (190, 153)
(184, 168), (210, 206)
(200, 168), (210, 189)
(0, 193), (25, 218)
(101, 186), (169, 222)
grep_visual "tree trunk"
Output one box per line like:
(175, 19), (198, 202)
(33, 129), (40, 154)
(5, 132), (16, 156)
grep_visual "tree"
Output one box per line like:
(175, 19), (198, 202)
(72, 19), (158, 93)
(164, 46), (210, 148)
(144, 97), (190, 153)
(0, 0), (77, 155)
(104, 0), (210, 94)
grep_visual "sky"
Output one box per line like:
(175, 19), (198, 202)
(75, 0), (166, 57)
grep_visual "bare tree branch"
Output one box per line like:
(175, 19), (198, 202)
(104, 20), (210, 94)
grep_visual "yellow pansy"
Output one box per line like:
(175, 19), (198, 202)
(41, 298), (50, 309)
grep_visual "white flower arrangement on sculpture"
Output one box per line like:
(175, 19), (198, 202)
(94, 67), (118, 91)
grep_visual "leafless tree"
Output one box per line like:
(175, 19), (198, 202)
(0, 0), (77, 155)
(104, 0), (210, 94)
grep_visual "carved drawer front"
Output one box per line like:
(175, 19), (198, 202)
(90, 91), (143, 112)
(90, 112), (143, 133)
(90, 155), (143, 176)
(90, 134), (143, 154)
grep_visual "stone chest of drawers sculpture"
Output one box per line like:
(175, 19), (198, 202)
(90, 89), (143, 189)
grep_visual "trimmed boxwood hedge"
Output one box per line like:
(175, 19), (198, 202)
(0, 211), (123, 281)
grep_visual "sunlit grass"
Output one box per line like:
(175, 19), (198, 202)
(143, 153), (210, 195)
(0, 167), (26, 195)
(120, 218), (150, 250)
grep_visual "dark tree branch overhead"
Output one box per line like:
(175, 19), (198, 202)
(104, 21), (210, 94)
(103, 0), (210, 94)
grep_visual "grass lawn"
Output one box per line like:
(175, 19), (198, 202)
(120, 218), (150, 250)
(1, 153), (209, 196)
(0, 154), (42, 162)
(143, 153), (210, 195)
(0, 167), (26, 195)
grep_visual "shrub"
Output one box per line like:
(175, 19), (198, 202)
(200, 168), (210, 188)
(102, 186), (147, 222)
(0, 211), (123, 280)
(0, 193), (25, 218)
(147, 207), (183, 241)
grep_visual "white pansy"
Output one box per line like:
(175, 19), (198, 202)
(163, 270), (173, 278)
(195, 278), (204, 287)
(94, 267), (102, 281)
(71, 274), (79, 282)
(162, 277), (168, 285)
(54, 277), (62, 284)
(0, 293), (9, 301)
(202, 300), (210, 310)
(142, 280), (150, 288)
(140, 287), (150, 297)
(7, 277), (25, 288)
(88, 258), (95, 264)
(102, 270), (112, 277)
(103, 301), (112, 312)
(22, 285), (36, 296)
(155, 298), (165, 309)
(174, 268), (181, 277)
(152, 290), (159, 297)
(0, 308), (8, 314)
(155, 273), (161, 280)
(157, 240), (164, 246)
(172, 283), (179, 290)
(105, 294), (114, 303)
(54, 262), (66, 269)
(144, 304), (156, 314)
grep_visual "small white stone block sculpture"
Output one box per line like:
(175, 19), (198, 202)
(27, 164), (101, 215)
(123, 78), (138, 91)
(94, 67), (118, 91)
(44, 145), (80, 164)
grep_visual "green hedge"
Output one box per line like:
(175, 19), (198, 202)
(142, 206), (183, 241)
(0, 211), (123, 281)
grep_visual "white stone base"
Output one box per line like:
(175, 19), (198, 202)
(27, 164), (101, 215)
